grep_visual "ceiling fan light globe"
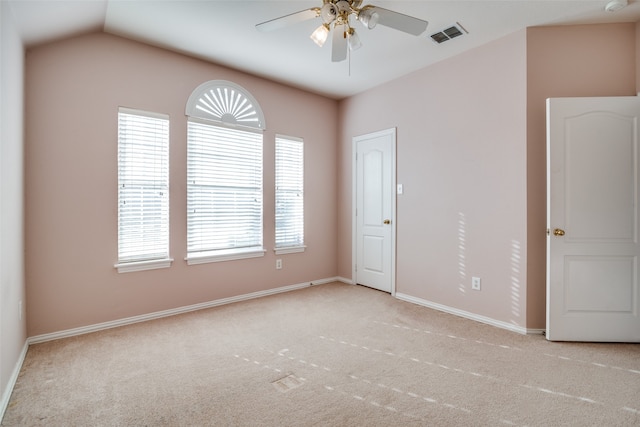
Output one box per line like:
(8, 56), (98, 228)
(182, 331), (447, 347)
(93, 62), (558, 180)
(310, 24), (330, 47)
(320, 3), (338, 24)
(359, 9), (379, 29)
(348, 29), (362, 51)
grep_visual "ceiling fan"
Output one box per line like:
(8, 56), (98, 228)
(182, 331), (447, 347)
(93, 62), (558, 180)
(256, 0), (429, 63)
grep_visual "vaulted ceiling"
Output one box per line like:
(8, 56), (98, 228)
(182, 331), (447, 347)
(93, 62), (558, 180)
(7, 1), (640, 99)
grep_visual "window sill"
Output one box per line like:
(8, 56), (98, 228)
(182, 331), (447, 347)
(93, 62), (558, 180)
(274, 245), (306, 255)
(186, 247), (266, 265)
(115, 258), (173, 273)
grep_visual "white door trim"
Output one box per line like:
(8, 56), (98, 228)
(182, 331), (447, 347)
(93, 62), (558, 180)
(352, 128), (397, 295)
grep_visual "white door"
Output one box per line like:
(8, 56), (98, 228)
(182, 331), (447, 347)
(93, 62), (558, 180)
(546, 96), (640, 342)
(353, 128), (396, 293)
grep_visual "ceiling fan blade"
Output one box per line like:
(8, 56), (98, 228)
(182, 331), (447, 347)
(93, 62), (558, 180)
(369, 6), (428, 36)
(331, 23), (348, 62)
(256, 8), (320, 32)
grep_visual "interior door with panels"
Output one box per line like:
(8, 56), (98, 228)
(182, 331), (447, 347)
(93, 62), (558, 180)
(547, 96), (640, 342)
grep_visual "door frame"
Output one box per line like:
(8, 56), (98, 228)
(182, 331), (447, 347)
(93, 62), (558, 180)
(351, 128), (397, 295)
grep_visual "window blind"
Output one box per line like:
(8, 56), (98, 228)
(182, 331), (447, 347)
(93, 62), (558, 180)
(275, 135), (304, 249)
(117, 108), (170, 263)
(187, 120), (263, 256)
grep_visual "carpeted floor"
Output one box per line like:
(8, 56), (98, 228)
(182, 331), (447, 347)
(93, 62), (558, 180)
(3, 282), (640, 426)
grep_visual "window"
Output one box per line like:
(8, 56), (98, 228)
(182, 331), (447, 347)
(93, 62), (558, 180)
(116, 108), (171, 272)
(185, 80), (266, 264)
(186, 122), (263, 262)
(275, 135), (305, 254)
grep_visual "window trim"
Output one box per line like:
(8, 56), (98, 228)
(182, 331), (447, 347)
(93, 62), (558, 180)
(185, 248), (266, 265)
(115, 258), (174, 273)
(274, 246), (306, 255)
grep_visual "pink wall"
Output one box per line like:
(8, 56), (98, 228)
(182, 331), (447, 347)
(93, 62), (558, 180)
(526, 23), (637, 328)
(25, 33), (339, 337)
(339, 31), (529, 327)
(339, 22), (637, 331)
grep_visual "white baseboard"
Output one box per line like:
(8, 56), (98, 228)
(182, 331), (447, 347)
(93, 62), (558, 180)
(1, 341), (28, 422)
(310, 276), (342, 285)
(395, 292), (531, 335)
(28, 279), (336, 345)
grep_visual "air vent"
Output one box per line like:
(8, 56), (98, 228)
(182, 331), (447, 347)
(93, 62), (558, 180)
(430, 23), (467, 44)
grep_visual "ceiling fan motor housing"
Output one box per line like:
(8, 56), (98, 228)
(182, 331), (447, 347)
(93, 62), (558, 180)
(322, 0), (361, 25)
(336, 1), (352, 15)
(256, 0), (429, 62)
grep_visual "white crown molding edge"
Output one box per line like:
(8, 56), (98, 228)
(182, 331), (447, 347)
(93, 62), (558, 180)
(395, 292), (541, 336)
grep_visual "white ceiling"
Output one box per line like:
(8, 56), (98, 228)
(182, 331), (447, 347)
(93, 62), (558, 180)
(7, 0), (640, 99)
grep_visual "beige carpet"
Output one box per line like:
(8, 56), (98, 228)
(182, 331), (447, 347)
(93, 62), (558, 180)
(3, 282), (640, 426)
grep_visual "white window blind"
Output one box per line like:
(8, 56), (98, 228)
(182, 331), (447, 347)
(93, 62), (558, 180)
(117, 108), (170, 270)
(275, 135), (304, 252)
(187, 120), (263, 261)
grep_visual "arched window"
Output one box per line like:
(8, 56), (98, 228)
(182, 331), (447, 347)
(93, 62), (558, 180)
(185, 81), (266, 264)
(185, 80), (265, 130)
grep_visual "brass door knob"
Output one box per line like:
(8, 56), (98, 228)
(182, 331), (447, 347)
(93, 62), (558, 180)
(383, 219), (391, 225)
(553, 228), (565, 236)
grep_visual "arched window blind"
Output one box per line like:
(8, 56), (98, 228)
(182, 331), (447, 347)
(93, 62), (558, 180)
(185, 80), (265, 130)
(185, 81), (266, 264)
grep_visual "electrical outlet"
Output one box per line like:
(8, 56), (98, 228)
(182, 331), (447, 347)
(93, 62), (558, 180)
(471, 277), (481, 291)
(276, 259), (282, 270)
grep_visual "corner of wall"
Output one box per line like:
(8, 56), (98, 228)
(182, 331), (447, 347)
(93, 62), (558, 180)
(1, 0), (28, 421)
